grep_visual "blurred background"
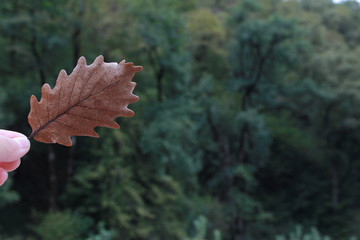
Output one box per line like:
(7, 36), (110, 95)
(1, 0), (360, 239)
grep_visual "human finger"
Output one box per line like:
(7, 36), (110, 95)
(0, 159), (21, 172)
(0, 135), (30, 162)
(0, 130), (27, 139)
(0, 168), (8, 186)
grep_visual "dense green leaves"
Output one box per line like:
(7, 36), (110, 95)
(1, 0), (360, 239)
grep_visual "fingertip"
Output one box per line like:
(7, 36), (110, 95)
(0, 136), (30, 162)
(0, 168), (8, 186)
(0, 159), (21, 172)
(0, 130), (27, 139)
(13, 137), (31, 154)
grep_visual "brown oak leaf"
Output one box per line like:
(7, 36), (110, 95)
(28, 55), (142, 146)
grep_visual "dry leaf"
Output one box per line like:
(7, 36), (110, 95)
(28, 55), (142, 146)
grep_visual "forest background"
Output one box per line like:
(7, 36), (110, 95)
(1, 0), (360, 239)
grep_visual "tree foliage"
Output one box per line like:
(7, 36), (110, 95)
(1, 0), (360, 239)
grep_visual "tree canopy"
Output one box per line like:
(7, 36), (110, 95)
(1, 0), (360, 239)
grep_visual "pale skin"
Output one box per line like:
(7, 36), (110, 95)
(0, 130), (30, 186)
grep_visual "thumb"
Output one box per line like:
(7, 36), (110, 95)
(0, 135), (30, 162)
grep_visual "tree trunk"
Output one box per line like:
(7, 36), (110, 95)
(30, 35), (58, 211)
(234, 217), (244, 240)
(30, 35), (46, 85)
(71, 0), (86, 67)
(157, 67), (164, 102)
(48, 145), (57, 211)
(237, 123), (248, 164)
(67, 137), (76, 184)
(331, 158), (338, 211)
(67, 0), (86, 185)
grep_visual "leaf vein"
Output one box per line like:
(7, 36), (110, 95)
(54, 120), (89, 132)
(67, 112), (110, 125)
(88, 72), (134, 99)
(79, 63), (102, 101)
(76, 105), (121, 113)
(67, 69), (81, 109)
(34, 102), (42, 128)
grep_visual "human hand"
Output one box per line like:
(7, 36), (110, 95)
(0, 130), (30, 186)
